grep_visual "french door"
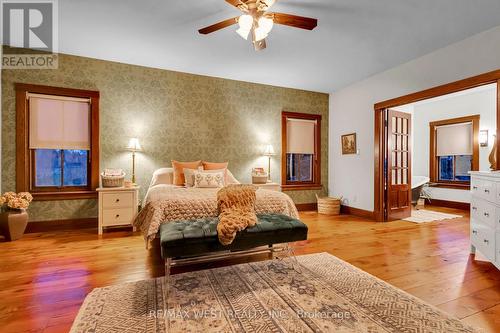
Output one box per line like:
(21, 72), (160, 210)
(385, 109), (412, 221)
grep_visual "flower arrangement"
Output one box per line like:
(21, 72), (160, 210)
(1, 192), (33, 210)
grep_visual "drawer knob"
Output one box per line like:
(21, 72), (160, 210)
(115, 199), (120, 202)
(472, 206), (477, 211)
(484, 212), (490, 217)
(472, 230), (478, 235)
(473, 186), (478, 190)
(115, 214), (120, 218)
(485, 189), (490, 193)
(484, 239), (489, 244)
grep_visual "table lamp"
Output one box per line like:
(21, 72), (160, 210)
(263, 144), (275, 183)
(126, 138), (142, 184)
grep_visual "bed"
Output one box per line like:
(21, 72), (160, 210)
(133, 168), (299, 246)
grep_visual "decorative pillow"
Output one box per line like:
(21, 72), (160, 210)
(226, 169), (240, 184)
(193, 171), (225, 188)
(172, 160), (201, 186)
(149, 168), (174, 187)
(202, 161), (231, 183)
(183, 167), (204, 187)
(202, 161), (229, 170)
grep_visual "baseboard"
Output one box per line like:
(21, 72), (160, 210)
(295, 203), (318, 211)
(425, 199), (470, 210)
(340, 205), (375, 220)
(26, 218), (98, 233)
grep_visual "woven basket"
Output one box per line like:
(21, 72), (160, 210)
(316, 194), (342, 215)
(252, 175), (268, 184)
(101, 172), (125, 188)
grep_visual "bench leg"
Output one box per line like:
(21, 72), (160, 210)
(271, 243), (302, 273)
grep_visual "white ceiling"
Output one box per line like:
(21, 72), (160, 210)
(59, 0), (500, 93)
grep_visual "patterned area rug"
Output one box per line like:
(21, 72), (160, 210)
(71, 253), (476, 332)
(403, 209), (462, 223)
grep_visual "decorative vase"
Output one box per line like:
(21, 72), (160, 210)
(0, 209), (29, 241)
(489, 136), (497, 170)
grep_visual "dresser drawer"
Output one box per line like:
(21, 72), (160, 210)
(101, 208), (134, 227)
(471, 197), (496, 228)
(102, 192), (134, 208)
(471, 222), (482, 246)
(474, 178), (497, 203)
(471, 222), (496, 261)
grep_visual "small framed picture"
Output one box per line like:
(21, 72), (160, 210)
(341, 133), (357, 155)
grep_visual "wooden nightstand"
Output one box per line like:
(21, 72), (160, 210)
(97, 186), (139, 234)
(253, 182), (281, 192)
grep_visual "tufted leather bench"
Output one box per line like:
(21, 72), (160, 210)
(160, 214), (308, 273)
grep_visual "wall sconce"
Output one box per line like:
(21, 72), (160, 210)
(479, 130), (489, 147)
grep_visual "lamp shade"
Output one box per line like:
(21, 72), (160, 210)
(263, 144), (275, 156)
(126, 138), (142, 151)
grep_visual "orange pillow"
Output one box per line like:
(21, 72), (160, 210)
(202, 161), (228, 170)
(172, 160), (201, 186)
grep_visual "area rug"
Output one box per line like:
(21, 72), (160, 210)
(402, 209), (462, 223)
(70, 253), (476, 332)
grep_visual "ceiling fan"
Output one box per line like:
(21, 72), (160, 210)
(198, 0), (318, 51)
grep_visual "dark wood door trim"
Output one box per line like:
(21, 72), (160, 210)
(374, 69), (500, 222)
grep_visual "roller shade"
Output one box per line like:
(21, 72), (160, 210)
(29, 94), (91, 150)
(286, 118), (316, 154)
(436, 122), (472, 156)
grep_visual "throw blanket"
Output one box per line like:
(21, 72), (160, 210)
(217, 185), (257, 245)
(133, 185), (299, 247)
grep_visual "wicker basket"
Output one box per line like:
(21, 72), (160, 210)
(316, 194), (342, 215)
(252, 175), (268, 184)
(101, 172), (125, 188)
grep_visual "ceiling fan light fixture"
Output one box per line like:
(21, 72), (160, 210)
(258, 16), (274, 34)
(236, 27), (251, 40)
(253, 26), (268, 42)
(238, 14), (253, 31)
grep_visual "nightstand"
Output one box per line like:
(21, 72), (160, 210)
(253, 182), (281, 192)
(97, 186), (139, 234)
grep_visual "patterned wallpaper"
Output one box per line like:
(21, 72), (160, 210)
(2, 53), (329, 221)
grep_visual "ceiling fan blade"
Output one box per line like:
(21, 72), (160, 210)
(254, 38), (267, 51)
(198, 17), (238, 35)
(271, 12), (318, 30)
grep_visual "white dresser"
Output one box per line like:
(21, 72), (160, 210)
(97, 186), (139, 234)
(469, 172), (500, 270)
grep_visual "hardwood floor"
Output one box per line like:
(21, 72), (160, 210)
(1, 207), (500, 332)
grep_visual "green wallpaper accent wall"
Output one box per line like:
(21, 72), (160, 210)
(2, 53), (329, 221)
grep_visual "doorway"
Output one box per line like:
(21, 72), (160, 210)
(374, 70), (500, 222)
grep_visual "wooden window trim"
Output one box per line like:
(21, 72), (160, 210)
(16, 83), (100, 201)
(429, 115), (479, 190)
(281, 111), (322, 191)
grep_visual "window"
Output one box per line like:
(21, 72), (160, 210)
(16, 84), (100, 200)
(281, 112), (321, 190)
(430, 115), (479, 189)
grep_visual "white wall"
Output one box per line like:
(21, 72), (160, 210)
(329, 25), (500, 211)
(412, 86), (496, 203)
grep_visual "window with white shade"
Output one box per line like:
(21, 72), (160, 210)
(430, 115), (479, 187)
(29, 94), (91, 188)
(16, 84), (100, 200)
(282, 112), (321, 189)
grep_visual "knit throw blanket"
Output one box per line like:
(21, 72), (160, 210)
(217, 184), (258, 245)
